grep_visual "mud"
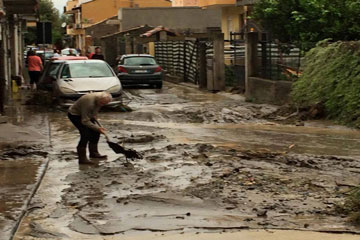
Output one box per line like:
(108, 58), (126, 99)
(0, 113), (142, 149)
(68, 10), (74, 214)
(13, 82), (360, 239)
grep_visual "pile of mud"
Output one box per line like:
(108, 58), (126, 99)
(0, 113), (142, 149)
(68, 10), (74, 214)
(54, 142), (360, 234)
(0, 145), (48, 160)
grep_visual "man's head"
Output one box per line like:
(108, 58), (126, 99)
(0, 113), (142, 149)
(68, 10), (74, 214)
(95, 47), (101, 54)
(97, 92), (112, 106)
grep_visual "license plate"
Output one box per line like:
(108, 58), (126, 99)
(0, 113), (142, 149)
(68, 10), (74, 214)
(134, 70), (148, 73)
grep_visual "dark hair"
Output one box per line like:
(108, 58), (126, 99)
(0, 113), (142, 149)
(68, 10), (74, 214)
(28, 50), (35, 56)
(95, 47), (100, 50)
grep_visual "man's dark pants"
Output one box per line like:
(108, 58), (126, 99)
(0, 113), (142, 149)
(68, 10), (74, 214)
(68, 113), (99, 147)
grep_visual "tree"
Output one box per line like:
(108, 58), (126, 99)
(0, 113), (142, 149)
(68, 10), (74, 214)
(25, 0), (66, 48)
(251, 0), (360, 49)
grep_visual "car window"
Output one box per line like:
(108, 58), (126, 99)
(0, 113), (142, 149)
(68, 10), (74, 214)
(62, 62), (114, 78)
(48, 63), (61, 77)
(60, 64), (70, 78)
(124, 57), (156, 66)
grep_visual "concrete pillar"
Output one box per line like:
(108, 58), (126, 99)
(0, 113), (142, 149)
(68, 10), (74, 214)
(245, 32), (259, 97)
(9, 17), (17, 76)
(0, 23), (5, 113)
(18, 20), (24, 77)
(0, 21), (10, 111)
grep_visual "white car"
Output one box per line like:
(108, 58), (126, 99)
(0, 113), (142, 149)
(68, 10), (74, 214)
(52, 59), (122, 106)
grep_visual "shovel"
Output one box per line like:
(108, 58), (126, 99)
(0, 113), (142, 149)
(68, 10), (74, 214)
(94, 119), (143, 160)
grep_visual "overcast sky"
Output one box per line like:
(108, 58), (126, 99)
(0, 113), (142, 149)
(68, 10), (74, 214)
(53, 0), (68, 14)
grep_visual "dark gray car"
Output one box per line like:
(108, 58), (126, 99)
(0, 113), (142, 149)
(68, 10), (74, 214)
(117, 54), (163, 89)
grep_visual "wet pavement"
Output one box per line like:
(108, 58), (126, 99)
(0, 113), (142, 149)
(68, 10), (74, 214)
(0, 94), (50, 240)
(4, 82), (360, 239)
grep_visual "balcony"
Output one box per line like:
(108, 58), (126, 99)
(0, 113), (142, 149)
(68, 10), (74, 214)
(199, 0), (236, 7)
(3, 0), (38, 15)
(236, 0), (258, 6)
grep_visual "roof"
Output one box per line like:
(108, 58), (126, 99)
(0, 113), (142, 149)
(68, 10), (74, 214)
(140, 26), (177, 38)
(65, 59), (104, 63)
(50, 56), (88, 61)
(121, 54), (154, 58)
(101, 25), (154, 39)
(84, 15), (117, 29)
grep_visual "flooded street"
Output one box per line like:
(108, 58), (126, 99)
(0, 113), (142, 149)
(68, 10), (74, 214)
(8, 82), (360, 239)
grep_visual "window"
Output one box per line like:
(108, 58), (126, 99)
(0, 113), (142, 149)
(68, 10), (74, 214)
(48, 63), (61, 77)
(123, 57), (156, 66)
(61, 64), (70, 78)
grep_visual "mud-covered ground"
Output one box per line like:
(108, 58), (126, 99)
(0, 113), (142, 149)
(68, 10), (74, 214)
(13, 82), (360, 239)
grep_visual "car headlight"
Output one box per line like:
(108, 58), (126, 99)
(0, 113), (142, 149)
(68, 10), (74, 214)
(106, 85), (121, 93)
(59, 86), (77, 94)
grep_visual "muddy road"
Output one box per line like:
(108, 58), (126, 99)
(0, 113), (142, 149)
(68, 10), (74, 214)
(13, 82), (360, 239)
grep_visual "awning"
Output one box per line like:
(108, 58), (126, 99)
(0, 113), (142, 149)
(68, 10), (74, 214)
(4, 0), (38, 15)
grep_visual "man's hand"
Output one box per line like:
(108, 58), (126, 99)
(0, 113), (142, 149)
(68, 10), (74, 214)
(98, 127), (106, 134)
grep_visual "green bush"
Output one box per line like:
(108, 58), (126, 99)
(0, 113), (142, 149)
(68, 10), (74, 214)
(291, 40), (360, 127)
(337, 187), (360, 225)
(225, 65), (236, 86)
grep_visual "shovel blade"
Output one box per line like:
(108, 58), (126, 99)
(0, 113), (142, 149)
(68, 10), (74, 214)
(107, 141), (125, 154)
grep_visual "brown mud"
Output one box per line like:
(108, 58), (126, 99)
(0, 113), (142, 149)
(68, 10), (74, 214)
(12, 82), (360, 239)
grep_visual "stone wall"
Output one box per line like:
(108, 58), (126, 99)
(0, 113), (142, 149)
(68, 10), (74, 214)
(247, 77), (292, 105)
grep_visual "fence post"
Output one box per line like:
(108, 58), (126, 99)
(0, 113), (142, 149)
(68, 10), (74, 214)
(198, 42), (207, 89)
(245, 32), (259, 97)
(212, 32), (225, 91)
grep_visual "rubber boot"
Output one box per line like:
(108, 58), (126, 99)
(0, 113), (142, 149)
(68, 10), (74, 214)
(77, 146), (94, 164)
(89, 143), (107, 159)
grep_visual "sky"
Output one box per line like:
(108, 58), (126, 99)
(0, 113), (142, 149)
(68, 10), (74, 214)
(53, 0), (68, 14)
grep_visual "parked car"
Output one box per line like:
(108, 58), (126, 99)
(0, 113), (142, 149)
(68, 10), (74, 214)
(39, 58), (122, 106)
(116, 54), (163, 89)
(35, 50), (55, 63)
(38, 56), (88, 91)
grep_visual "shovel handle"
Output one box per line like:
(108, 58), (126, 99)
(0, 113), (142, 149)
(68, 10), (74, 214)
(104, 132), (110, 142)
(94, 118), (110, 142)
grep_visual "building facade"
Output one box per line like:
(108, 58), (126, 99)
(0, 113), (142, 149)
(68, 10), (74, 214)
(0, 0), (38, 113)
(65, 0), (171, 52)
(173, 0), (245, 40)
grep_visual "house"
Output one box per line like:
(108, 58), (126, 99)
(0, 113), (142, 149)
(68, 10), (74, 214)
(65, 0), (171, 52)
(173, 0), (245, 41)
(0, 0), (38, 113)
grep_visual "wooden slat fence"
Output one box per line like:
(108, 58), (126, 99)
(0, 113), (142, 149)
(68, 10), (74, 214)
(155, 41), (199, 84)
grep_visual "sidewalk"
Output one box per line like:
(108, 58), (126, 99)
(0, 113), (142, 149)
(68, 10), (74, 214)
(0, 91), (50, 240)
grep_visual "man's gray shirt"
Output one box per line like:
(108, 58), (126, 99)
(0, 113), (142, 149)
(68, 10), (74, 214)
(68, 93), (102, 131)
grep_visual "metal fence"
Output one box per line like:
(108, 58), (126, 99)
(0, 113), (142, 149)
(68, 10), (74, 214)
(257, 42), (302, 81)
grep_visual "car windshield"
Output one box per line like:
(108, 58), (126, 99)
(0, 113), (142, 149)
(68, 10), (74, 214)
(61, 62), (114, 78)
(124, 57), (156, 66)
(61, 49), (78, 55)
(44, 52), (54, 59)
